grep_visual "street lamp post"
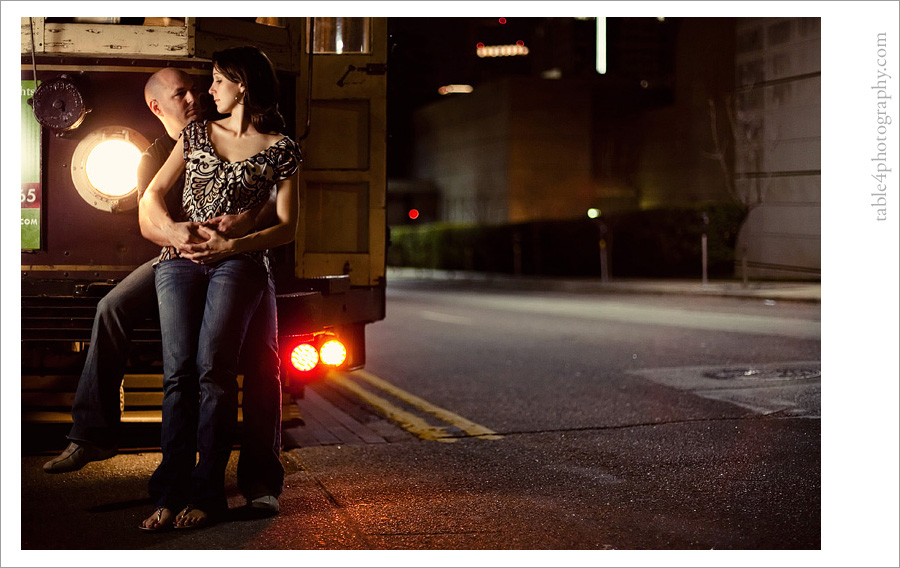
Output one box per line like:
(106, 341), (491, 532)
(599, 222), (610, 283)
(588, 208), (610, 283)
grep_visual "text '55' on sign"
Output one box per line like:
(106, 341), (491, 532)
(22, 79), (41, 251)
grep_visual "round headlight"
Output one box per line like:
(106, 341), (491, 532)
(71, 126), (149, 212)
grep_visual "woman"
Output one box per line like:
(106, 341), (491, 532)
(138, 46), (301, 531)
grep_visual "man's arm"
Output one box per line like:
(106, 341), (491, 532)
(136, 146), (174, 247)
(138, 140), (203, 250)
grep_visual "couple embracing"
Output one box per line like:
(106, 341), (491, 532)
(42, 45), (301, 532)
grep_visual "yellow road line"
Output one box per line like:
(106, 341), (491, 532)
(347, 369), (503, 441)
(330, 373), (456, 442)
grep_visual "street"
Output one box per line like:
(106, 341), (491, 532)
(17, 276), (821, 558)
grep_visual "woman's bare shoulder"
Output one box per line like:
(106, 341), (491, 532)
(263, 132), (287, 145)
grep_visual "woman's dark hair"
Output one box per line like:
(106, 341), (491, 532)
(212, 45), (286, 134)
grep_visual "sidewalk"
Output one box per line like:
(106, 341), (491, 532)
(386, 267), (821, 303)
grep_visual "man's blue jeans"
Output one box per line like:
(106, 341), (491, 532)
(69, 259), (157, 448)
(150, 256), (266, 514)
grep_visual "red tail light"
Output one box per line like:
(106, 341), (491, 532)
(290, 343), (319, 372)
(287, 335), (348, 373)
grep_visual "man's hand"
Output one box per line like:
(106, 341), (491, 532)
(202, 211), (255, 239)
(164, 221), (207, 251)
(202, 190), (277, 239)
(179, 225), (235, 264)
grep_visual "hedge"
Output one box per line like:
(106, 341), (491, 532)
(387, 204), (746, 279)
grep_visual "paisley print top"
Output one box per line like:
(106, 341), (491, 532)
(157, 120), (302, 266)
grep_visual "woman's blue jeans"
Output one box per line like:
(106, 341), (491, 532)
(149, 256), (266, 514)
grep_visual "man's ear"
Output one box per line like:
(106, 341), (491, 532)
(149, 99), (162, 117)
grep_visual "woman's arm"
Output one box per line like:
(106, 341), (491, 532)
(179, 173), (300, 263)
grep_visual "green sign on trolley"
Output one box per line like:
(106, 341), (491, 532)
(22, 79), (41, 250)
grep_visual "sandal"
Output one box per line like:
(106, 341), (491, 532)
(139, 506), (174, 533)
(174, 504), (213, 530)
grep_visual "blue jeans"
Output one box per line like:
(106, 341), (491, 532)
(69, 259), (157, 448)
(68, 257), (284, 500)
(237, 273), (284, 499)
(149, 256), (266, 514)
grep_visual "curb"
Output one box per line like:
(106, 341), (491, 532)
(386, 267), (821, 303)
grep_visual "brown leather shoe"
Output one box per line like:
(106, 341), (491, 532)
(42, 441), (117, 474)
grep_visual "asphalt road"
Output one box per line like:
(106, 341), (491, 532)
(14, 278), (823, 563)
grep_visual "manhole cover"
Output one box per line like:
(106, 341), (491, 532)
(703, 367), (821, 381)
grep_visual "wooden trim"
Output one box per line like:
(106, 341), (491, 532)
(193, 18), (299, 73)
(27, 22), (192, 57)
(185, 17), (196, 55)
(21, 64), (210, 75)
(21, 17), (45, 54)
(21, 18), (305, 71)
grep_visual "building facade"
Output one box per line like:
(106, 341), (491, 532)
(396, 17), (821, 280)
(732, 18), (821, 279)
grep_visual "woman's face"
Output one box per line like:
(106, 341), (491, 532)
(209, 67), (244, 114)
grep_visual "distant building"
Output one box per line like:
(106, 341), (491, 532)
(394, 17), (820, 280)
(732, 18), (821, 280)
(411, 76), (594, 225)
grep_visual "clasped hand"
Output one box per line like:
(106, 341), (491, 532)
(167, 216), (240, 264)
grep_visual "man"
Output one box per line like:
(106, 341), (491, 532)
(43, 68), (284, 515)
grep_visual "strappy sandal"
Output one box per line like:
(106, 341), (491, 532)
(139, 506), (174, 533)
(174, 504), (213, 530)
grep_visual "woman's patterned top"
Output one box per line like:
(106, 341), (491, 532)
(157, 119), (302, 267)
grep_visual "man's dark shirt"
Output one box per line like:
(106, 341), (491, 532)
(137, 134), (184, 220)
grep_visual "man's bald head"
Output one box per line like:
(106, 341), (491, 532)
(144, 68), (200, 138)
(144, 68), (186, 106)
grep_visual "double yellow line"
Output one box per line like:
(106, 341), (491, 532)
(330, 370), (502, 443)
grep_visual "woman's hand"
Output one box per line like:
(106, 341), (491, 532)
(202, 212), (253, 239)
(178, 225), (236, 264)
(202, 192), (275, 239)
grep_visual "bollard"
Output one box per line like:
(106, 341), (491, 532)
(599, 238), (609, 282)
(701, 233), (708, 287)
(742, 252), (748, 287)
(513, 231), (522, 276)
(700, 212), (709, 287)
(588, 209), (610, 282)
(599, 220), (610, 283)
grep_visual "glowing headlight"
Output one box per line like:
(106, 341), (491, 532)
(71, 126), (149, 212)
(86, 140), (142, 197)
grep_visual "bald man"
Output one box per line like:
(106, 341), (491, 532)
(43, 68), (284, 515)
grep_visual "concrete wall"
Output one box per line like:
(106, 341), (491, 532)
(507, 78), (593, 222)
(412, 78), (593, 224)
(733, 17), (822, 279)
(633, 18), (738, 209)
(412, 81), (511, 224)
